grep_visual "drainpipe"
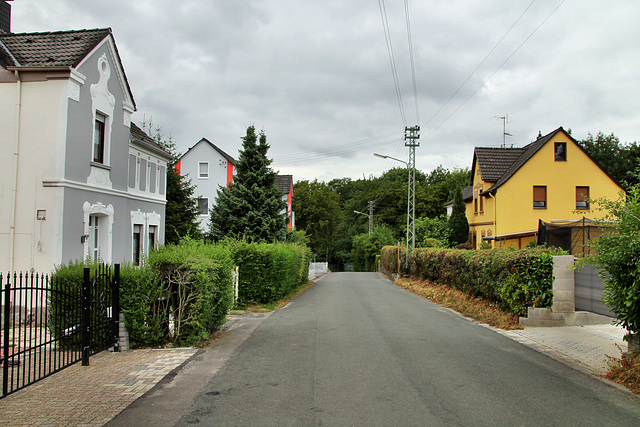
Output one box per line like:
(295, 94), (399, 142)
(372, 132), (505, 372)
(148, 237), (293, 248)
(489, 191), (497, 248)
(9, 70), (22, 273)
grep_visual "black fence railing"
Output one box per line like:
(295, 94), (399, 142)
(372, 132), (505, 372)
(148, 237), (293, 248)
(1, 264), (120, 399)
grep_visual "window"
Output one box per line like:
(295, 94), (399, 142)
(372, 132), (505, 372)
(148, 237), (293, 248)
(133, 224), (141, 266)
(149, 162), (157, 193)
(479, 187), (484, 213)
(128, 154), (137, 188)
(474, 189), (478, 214)
(554, 142), (567, 161)
(576, 186), (590, 209)
(198, 197), (208, 215)
(149, 225), (157, 252)
(89, 215), (100, 262)
(533, 186), (547, 208)
(139, 158), (147, 191)
(199, 162), (209, 179)
(93, 113), (106, 163)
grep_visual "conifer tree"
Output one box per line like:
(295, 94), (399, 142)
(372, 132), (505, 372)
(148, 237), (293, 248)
(209, 126), (287, 242)
(447, 189), (469, 246)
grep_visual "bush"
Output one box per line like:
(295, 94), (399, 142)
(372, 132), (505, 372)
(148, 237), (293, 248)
(382, 246), (555, 316)
(147, 239), (235, 346)
(231, 241), (311, 306)
(591, 187), (640, 338)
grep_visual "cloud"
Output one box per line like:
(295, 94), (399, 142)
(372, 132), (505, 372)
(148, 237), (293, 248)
(11, 0), (640, 182)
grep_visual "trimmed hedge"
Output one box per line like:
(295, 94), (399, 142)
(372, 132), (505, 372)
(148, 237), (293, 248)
(231, 241), (311, 305)
(381, 246), (555, 316)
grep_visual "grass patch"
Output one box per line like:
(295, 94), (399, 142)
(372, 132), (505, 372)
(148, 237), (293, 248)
(395, 277), (522, 330)
(245, 280), (315, 312)
(605, 349), (640, 395)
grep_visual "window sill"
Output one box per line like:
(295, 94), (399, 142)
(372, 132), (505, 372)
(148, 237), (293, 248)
(90, 161), (112, 171)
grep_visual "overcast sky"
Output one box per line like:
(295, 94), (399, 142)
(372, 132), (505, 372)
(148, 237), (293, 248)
(10, 0), (640, 182)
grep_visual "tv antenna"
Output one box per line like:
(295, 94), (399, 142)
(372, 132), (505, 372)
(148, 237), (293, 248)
(495, 114), (512, 148)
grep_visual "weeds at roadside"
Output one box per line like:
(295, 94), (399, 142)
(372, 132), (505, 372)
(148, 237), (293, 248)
(395, 277), (522, 330)
(604, 348), (640, 395)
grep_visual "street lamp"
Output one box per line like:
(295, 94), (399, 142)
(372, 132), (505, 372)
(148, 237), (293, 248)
(374, 152), (414, 269)
(354, 200), (374, 235)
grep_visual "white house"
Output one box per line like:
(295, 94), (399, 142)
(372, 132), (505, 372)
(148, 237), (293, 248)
(176, 138), (236, 232)
(0, 26), (171, 273)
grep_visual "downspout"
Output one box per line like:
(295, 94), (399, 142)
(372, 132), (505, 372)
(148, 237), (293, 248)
(9, 69), (22, 273)
(489, 191), (497, 248)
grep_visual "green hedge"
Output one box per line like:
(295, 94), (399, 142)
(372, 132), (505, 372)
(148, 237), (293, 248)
(231, 241), (311, 305)
(144, 239), (235, 346)
(381, 246), (555, 316)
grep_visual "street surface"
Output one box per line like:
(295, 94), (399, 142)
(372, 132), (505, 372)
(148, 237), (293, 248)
(110, 272), (640, 426)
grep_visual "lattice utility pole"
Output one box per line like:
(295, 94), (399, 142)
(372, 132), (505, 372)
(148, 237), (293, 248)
(404, 125), (420, 254)
(368, 200), (374, 236)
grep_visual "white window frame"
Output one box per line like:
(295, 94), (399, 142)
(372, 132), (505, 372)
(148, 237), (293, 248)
(199, 162), (209, 179)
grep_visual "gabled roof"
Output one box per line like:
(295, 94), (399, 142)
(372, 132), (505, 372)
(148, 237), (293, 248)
(130, 123), (172, 160)
(180, 138), (236, 165)
(0, 28), (136, 109)
(276, 175), (293, 195)
(0, 28), (111, 67)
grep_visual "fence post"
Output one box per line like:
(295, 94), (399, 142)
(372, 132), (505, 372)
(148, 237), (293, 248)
(2, 277), (11, 396)
(112, 264), (120, 351)
(82, 267), (91, 366)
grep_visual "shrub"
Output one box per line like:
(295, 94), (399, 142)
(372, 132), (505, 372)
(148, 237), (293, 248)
(231, 241), (311, 306)
(383, 246), (555, 316)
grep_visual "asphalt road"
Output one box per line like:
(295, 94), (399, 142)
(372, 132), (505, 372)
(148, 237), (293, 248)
(111, 272), (640, 426)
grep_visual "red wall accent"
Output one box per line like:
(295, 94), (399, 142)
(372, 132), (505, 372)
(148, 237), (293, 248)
(175, 159), (181, 175)
(227, 163), (234, 188)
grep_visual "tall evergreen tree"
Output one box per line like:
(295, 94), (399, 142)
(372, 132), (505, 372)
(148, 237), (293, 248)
(209, 126), (286, 242)
(143, 121), (201, 245)
(447, 189), (469, 246)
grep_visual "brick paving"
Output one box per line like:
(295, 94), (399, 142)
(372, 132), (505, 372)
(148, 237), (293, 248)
(0, 348), (197, 426)
(498, 323), (627, 375)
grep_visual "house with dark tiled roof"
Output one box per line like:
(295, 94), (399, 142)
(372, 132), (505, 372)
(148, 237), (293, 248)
(465, 127), (624, 249)
(176, 138), (236, 232)
(0, 24), (171, 272)
(276, 174), (295, 231)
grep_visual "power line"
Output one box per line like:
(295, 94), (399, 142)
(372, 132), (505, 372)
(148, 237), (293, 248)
(403, 0), (420, 124)
(378, 0), (406, 125)
(424, 0), (566, 141)
(423, 0), (537, 129)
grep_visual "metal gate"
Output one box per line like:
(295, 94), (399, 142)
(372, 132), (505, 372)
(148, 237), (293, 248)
(1, 264), (120, 399)
(574, 263), (613, 317)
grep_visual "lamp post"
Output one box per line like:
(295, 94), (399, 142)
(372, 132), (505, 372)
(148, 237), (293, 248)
(354, 201), (373, 236)
(374, 153), (414, 269)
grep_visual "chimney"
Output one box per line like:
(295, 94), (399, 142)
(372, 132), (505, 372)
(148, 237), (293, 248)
(0, 1), (10, 34)
(537, 131), (542, 140)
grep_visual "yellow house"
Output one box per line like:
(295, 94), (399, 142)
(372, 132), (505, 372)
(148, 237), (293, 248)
(464, 127), (624, 250)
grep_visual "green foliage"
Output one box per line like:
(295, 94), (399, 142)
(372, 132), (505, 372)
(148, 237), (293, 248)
(231, 241), (311, 305)
(448, 189), (469, 246)
(578, 132), (640, 191)
(590, 185), (640, 336)
(415, 215), (450, 247)
(381, 246), (555, 316)
(147, 239), (235, 346)
(209, 126), (287, 242)
(351, 225), (396, 272)
(479, 241), (493, 250)
(422, 238), (444, 248)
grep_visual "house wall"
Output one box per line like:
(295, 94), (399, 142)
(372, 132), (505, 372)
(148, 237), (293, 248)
(180, 140), (233, 231)
(0, 73), (68, 273)
(496, 133), (622, 238)
(466, 163), (496, 248)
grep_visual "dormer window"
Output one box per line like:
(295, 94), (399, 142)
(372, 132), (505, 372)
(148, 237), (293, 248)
(93, 113), (106, 163)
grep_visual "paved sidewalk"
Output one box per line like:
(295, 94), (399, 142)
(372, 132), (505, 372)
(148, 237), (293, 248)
(498, 322), (627, 375)
(0, 347), (197, 426)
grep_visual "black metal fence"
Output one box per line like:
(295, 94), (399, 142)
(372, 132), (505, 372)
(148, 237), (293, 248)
(1, 264), (120, 399)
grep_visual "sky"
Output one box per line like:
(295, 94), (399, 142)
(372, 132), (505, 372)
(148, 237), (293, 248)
(9, 0), (640, 183)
